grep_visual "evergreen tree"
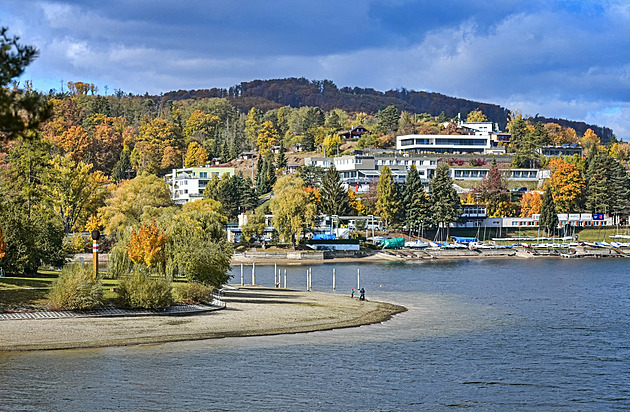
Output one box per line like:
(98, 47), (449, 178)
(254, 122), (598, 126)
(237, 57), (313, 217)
(320, 165), (350, 216)
(276, 142), (287, 170)
(429, 163), (462, 240)
(403, 165), (430, 232)
(539, 189), (558, 237)
(376, 105), (400, 135)
(376, 166), (401, 228)
(112, 147), (132, 182)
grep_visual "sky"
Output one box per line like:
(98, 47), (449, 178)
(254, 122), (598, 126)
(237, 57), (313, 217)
(2, 0), (630, 139)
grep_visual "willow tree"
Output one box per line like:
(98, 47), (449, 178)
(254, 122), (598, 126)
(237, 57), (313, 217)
(270, 175), (317, 249)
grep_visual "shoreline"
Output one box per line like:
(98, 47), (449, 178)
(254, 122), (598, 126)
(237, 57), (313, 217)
(0, 287), (406, 352)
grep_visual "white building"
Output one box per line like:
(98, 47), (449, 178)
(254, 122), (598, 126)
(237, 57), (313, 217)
(169, 166), (236, 205)
(396, 120), (508, 154)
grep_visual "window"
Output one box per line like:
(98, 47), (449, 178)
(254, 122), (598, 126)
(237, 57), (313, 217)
(200, 172), (207, 178)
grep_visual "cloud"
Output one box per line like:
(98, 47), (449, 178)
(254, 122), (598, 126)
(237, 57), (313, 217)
(3, 0), (630, 138)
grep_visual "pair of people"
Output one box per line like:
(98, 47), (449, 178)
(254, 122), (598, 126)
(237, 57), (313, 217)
(351, 288), (366, 300)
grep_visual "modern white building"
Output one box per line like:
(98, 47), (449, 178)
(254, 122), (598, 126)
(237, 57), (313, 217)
(396, 121), (509, 154)
(169, 166), (236, 204)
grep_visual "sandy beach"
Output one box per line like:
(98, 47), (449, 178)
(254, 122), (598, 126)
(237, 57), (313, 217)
(0, 287), (406, 352)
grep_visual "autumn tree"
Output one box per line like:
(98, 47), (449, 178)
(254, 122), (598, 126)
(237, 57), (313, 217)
(241, 208), (267, 246)
(99, 172), (174, 236)
(545, 158), (585, 213)
(376, 166), (401, 228)
(128, 219), (168, 269)
(0, 27), (52, 141)
(0, 227), (6, 261)
(520, 191), (542, 217)
(184, 141), (208, 167)
(184, 109), (220, 141)
(466, 110), (488, 123)
(256, 121), (279, 154)
(474, 161), (511, 217)
(269, 175), (317, 249)
(322, 133), (342, 157)
(44, 155), (110, 233)
(245, 107), (263, 147)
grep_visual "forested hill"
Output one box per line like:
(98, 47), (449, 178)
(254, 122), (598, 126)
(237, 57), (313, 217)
(161, 77), (613, 140)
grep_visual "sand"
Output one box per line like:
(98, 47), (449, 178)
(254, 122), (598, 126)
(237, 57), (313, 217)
(0, 287), (406, 352)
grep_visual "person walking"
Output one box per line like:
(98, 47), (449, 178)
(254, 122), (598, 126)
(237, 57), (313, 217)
(351, 288), (355, 298)
(360, 288), (365, 301)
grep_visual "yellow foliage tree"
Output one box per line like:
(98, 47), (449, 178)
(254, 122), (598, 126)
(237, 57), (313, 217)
(184, 142), (208, 167)
(348, 188), (366, 215)
(466, 110), (488, 123)
(128, 220), (168, 269)
(546, 158), (585, 213)
(322, 134), (342, 157)
(256, 121), (278, 154)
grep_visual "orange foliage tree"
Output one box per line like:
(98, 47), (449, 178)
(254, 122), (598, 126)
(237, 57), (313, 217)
(128, 220), (168, 269)
(520, 191), (542, 217)
(546, 158), (585, 213)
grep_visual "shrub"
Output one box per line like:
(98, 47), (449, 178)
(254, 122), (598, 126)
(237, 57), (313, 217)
(117, 272), (173, 309)
(173, 282), (214, 304)
(47, 264), (103, 310)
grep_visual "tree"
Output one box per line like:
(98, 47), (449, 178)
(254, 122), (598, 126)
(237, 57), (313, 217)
(376, 166), (401, 228)
(184, 141), (208, 167)
(276, 142), (287, 170)
(241, 208), (267, 245)
(539, 189), (558, 237)
(403, 164), (430, 231)
(376, 105), (399, 135)
(585, 154), (630, 217)
(128, 219), (168, 269)
(44, 155), (109, 233)
(112, 147), (132, 182)
(269, 175), (317, 249)
(546, 158), (585, 213)
(184, 110), (220, 141)
(322, 133), (342, 157)
(99, 172), (174, 236)
(430, 163), (462, 239)
(296, 164), (326, 187)
(256, 121), (278, 154)
(520, 191), (542, 217)
(473, 161), (511, 217)
(466, 110), (488, 123)
(0, 27), (52, 141)
(0, 227), (6, 261)
(245, 107), (263, 147)
(320, 165), (350, 216)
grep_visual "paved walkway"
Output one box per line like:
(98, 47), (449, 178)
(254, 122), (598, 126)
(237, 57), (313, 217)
(0, 298), (225, 321)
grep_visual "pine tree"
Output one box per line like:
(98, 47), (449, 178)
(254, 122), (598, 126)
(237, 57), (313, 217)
(276, 142), (287, 170)
(403, 165), (430, 232)
(376, 166), (401, 228)
(429, 163), (462, 240)
(320, 165), (350, 216)
(539, 189), (558, 237)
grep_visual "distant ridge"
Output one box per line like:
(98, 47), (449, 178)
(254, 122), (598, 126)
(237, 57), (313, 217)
(161, 77), (613, 141)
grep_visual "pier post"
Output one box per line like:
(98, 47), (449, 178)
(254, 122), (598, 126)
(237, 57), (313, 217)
(240, 263), (244, 286)
(274, 262), (278, 287)
(283, 269), (287, 289)
(252, 262), (256, 286)
(357, 268), (360, 290)
(333, 268), (336, 291)
(306, 269), (309, 291)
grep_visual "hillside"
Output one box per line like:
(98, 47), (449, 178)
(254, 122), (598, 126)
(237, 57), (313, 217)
(161, 77), (613, 141)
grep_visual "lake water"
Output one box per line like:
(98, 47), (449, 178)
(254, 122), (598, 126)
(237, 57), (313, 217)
(1, 259), (629, 411)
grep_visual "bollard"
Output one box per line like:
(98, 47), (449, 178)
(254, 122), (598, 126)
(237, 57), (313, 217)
(274, 262), (278, 287)
(252, 262), (256, 285)
(240, 263), (244, 286)
(284, 269), (287, 289)
(357, 268), (360, 290)
(306, 269), (309, 291)
(333, 268), (336, 291)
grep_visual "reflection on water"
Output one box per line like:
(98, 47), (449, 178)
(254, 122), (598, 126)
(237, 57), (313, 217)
(1, 259), (629, 410)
